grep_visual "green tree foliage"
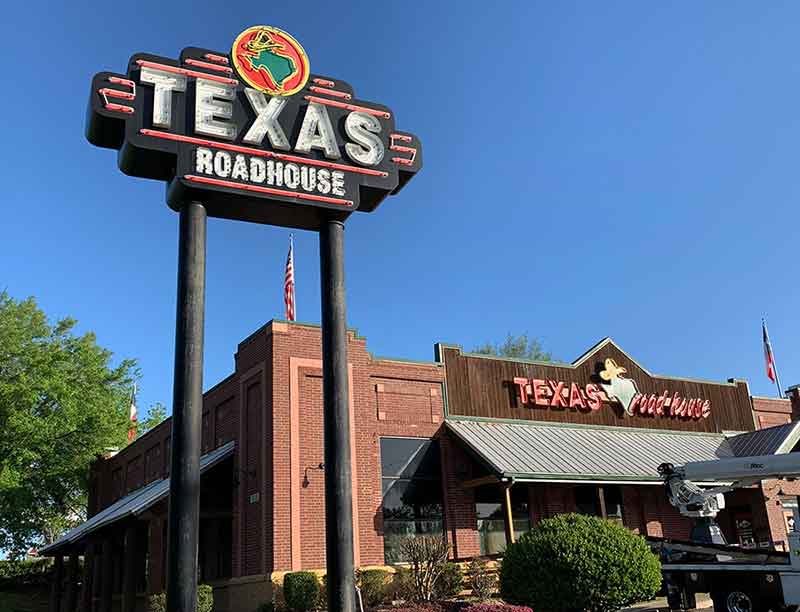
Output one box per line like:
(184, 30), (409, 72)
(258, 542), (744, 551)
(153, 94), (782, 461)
(137, 403), (167, 439)
(500, 514), (661, 612)
(473, 333), (551, 361)
(0, 292), (136, 555)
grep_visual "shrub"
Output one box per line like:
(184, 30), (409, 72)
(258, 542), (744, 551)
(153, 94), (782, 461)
(463, 605), (532, 612)
(284, 571), (321, 612)
(400, 536), (451, 602)
(389, 567), (415, 602)
(318, 574), (327, 611)
(356, 569), (390, 608)
(0, 559), (53, 588)
(500, 513), (661, 612)
(197, 584), (214, 612)
(147, 585), (213, 612)
(433, 563), (462, 599)
(466, 559), (495, 601)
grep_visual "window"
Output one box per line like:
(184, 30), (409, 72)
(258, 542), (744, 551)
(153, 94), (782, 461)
(475, 486), (530, 555)
(574, 485), (624, 523)
(380, 438), (444, 563)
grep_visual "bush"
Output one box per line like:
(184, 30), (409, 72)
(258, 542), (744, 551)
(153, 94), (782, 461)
(356, 569), (390, 608)
(466, 559), (495, 601)
(197, 584), (214, 612)
(400, 536), (451, 602)
(284, 571), (321, 612)
(463, 606), (531, 612)
(148, 585), (213, 612)
(500, 514), (661, 612)
(433, 563), (462, 599)
(0, 559), (53, 588)
(389, 567), (415, 602)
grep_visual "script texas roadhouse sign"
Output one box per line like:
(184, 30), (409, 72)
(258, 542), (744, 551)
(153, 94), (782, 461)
(87, 26), (422, 229)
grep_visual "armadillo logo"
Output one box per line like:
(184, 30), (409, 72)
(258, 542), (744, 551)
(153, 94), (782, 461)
(599, 358), (639, 415)
(231, 26), (310, 96)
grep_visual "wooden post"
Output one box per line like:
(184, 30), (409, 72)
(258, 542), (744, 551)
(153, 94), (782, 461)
(49, 554), (64, 612)
(502, 482), (516, 548)
(122, 524), (139, 612)
(147, 518), (165, 594)
(100, 539), (113, 612)
(598, 486), (607, 520)
(80, 543), (95, 612)
(64, 551), (79, 612)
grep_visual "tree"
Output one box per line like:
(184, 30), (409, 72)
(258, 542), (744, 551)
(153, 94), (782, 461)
(137, 402), (167, 439)
(0, 292), (137, 555)
(473, 333), (552, 361)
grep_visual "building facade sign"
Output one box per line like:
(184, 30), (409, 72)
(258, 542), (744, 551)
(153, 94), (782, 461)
(87, 26), (422, 229)
(512, 357), (713, 420)
(438, 339), (754, 434)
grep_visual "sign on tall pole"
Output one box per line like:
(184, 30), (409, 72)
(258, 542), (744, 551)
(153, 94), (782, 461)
(85, 26), (422, 612)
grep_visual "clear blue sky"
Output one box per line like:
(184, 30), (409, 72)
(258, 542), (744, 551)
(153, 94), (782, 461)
(2, 1), (798, 417)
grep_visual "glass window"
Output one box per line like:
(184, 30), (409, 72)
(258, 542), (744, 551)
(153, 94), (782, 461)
(575, 485), (600, 516)
(475, 486), (531, 555)
(380, 438), (444, 563)
(574, 485), (624, 523)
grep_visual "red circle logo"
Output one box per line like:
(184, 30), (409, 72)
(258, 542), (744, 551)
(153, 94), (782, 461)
(231, 26), (310, 96)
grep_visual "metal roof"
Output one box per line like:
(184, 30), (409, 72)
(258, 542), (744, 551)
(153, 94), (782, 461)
(726, 421), (800, 457)
(41, 441), (235, 555)
(445, 419), (740, 484)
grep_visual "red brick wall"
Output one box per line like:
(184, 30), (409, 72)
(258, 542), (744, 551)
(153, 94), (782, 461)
(752, 396), (793, 428)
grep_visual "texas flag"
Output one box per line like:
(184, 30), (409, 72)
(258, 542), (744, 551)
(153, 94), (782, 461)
(763, 320), (777, 384)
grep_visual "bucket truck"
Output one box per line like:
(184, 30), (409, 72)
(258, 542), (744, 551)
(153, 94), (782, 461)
(654, 453), (800, 612)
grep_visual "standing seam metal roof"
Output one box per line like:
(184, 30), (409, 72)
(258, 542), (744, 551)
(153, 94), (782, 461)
(445, 419), (757, 482)
(40, 441), (235, 555)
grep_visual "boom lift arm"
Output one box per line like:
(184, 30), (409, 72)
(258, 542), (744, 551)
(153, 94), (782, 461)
(658, 452), (800, 544)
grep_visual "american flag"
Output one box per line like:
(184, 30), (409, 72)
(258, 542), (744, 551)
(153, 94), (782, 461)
(127, 383), (138, 443)
(762, 318), (781, 395)
(284, 235), (296, 321)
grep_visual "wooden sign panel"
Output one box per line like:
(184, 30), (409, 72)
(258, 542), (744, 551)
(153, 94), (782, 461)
(437, 338), (755, 434)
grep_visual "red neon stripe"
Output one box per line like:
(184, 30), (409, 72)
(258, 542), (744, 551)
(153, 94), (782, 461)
(108, 76), (135, 88)
(105, 103), (134, 114)
(391, 157), (413, 166)
(309, 86), (352, 100)
(185, 58), (234, 74)
(204, 53), (230, 65)
(184, 175), (354, 207)
(390, 133), (412, 142)
(303, 96), (390, 119)
(313, 78), (335, 87)
(140, 129), (389, 177)
(136, 60), (238, 85)
(98, 88), (135, 100)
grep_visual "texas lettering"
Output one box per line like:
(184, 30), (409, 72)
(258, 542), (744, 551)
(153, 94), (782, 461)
(86, 44), (422, 229)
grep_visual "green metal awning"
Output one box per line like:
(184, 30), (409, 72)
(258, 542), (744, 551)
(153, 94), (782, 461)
(446, 418), (800, 484)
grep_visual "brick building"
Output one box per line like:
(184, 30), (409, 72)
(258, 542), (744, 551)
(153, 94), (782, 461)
(43, 321), (800, 612)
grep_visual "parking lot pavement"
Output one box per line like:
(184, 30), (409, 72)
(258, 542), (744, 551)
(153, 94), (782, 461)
(622, 594), (713, 611)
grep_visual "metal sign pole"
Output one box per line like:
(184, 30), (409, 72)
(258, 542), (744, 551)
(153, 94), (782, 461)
(319, 218), (356, 612)
(166, 201), (207, 612)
